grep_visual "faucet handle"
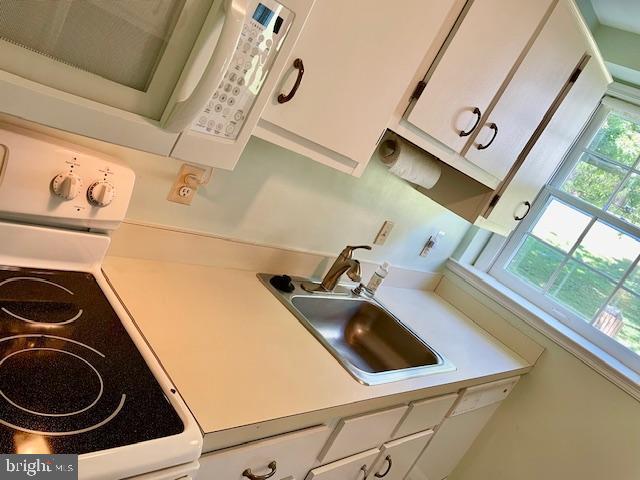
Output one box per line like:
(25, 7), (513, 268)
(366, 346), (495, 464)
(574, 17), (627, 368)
(346, 245), (372, 254)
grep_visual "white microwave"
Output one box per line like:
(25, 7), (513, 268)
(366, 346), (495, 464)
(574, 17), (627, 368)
(0, 0), (312, 168)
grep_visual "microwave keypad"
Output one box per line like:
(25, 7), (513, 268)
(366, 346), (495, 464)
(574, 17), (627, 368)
(191, 1), (291, 140)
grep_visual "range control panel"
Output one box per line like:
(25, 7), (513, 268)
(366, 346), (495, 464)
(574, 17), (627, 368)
(191, 0), (293, 139)
(0, 124), (135, 231)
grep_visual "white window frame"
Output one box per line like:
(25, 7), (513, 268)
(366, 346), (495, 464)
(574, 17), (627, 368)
(489, 96), (640, 375)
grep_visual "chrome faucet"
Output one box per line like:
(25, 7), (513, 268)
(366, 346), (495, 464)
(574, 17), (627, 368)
(303, 245), (372, 293)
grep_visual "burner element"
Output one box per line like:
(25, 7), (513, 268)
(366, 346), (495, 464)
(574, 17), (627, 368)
(0, 348), (103, 417)
(0, 277), (83, 325)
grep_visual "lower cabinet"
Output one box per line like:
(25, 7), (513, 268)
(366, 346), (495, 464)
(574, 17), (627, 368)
(370, 430), (434, 480)
(410, 377), (519, 480)
(307, 430), (433, 480)
(197, 425), (331, 480)
(197, 378), (520, 480)
(306, 449), (380, 480)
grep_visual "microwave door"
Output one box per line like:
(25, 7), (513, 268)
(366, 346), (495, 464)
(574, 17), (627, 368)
(0, 0), (214, 121)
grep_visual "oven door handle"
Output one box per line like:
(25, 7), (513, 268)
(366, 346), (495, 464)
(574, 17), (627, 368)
(161, 0), (248, 133)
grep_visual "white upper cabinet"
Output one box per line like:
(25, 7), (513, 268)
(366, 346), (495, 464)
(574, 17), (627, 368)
(405, 0), (555, 155)
(462, 0), (588, 180)
(255, 0), (463, 176)
(478, 47), (611, 235)
(0, 0), (314, 169)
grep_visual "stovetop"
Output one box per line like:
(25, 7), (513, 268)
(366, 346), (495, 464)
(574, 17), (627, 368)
(0, 266), (184, 455)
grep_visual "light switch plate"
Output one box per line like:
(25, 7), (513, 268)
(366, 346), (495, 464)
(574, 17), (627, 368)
(374, 220), (394, 245)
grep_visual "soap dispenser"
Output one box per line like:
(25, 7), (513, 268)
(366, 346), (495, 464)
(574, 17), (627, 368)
(365, 262), (389, 296)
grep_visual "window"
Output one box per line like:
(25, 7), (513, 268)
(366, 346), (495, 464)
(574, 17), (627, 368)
(491, 97), (640, 372)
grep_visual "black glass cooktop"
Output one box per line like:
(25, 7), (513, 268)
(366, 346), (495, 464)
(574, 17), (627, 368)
(0, 266), (184, 454)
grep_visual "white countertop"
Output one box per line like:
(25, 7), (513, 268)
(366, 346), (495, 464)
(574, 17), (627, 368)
(102, 256), (530, 435)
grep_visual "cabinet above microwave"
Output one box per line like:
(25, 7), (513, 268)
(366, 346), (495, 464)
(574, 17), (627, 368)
(0, 0), (314, 169)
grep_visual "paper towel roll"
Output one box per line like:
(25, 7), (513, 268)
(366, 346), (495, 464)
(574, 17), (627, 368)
(379, 136), (442, 189)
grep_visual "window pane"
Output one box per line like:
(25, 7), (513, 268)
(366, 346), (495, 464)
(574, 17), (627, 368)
(608, 173), (640, 227)
(548, 260), (616, 320)
(530, 199), (591, 252)
(561, 154), (626, 208)
(572, 221), (640, 281)
(624, 265), (640, 295)
(507, 236), (565, 288)
(588, 112), (640, 166)
(597, 289), (640, 354)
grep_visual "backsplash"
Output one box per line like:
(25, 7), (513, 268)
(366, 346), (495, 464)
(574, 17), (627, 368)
(1, 114), (471, 272)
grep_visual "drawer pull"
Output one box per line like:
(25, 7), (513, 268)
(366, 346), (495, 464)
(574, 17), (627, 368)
(459, 107), (481, 137)
(277, 58), (305, 104)
(374, 455), (392, 478)
(477, 123), (498, 150)
(242, 461), (277, 480)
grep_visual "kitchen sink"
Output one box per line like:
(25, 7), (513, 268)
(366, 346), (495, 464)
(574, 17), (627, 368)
(258, 274), (454, 385)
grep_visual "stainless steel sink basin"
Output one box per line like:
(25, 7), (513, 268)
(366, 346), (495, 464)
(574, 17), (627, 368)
(258, 274), (454, 385)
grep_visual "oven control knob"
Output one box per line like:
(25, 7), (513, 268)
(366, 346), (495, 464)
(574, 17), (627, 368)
(51, 172), (82, 200)
(87, 181), (115, 207)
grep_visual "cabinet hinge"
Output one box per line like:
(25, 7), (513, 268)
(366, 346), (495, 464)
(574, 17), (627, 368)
(569, 67), (582, 83)
(489, 194), (501, 208)
(411, 81), (427, 100)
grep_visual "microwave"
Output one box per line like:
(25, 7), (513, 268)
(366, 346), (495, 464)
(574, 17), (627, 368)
(0, 0), (313, 169)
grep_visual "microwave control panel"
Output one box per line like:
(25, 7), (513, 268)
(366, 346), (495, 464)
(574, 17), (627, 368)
(191, 0), (293, 140)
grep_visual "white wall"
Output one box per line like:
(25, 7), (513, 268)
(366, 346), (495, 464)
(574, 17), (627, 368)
(439, 273), (640, 480)
(125, 137), (471, 271)
(2, 114), (471, 272)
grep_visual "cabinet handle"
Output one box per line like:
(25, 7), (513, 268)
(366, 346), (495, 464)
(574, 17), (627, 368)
(359, 465), (369, 479)
(277, 58), (305, 103)
(374, 455), (392, 478)
(477, 123), (498, 150)
(514, 201), (531, 221)
(459, 107), (482, 137)
(242, 461), (277, 480)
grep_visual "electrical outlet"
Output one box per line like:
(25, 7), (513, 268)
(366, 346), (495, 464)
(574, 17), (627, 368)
(420, 231), (445, 257)
(374, 221), (394, 245)
(167, 164), (213, 205)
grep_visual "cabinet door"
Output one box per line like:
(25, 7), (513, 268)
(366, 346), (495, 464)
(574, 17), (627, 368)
(463, 0), (586, 180)
(257, 0), (462, 175)
(478, 40), (610, 235)
(306, 449), (380, 480)
(406, 0), (554, 153)
(412, 403), (500, 480)
(369, 430), (433, 480)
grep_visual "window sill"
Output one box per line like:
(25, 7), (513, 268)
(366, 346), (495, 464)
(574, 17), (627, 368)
(446, 258), (640, 401)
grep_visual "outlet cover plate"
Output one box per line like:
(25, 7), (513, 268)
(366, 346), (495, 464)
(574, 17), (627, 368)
(167, 164), (211, 205)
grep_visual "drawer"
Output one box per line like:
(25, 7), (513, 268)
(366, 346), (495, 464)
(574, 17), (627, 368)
(318, 405), (408, 464)
(198, 425), (331, 480)
(452, 377), (519, 416)
(392, 393), (458, 438)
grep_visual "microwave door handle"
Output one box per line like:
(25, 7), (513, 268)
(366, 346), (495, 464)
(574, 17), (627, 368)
(161, 0), (248, 133)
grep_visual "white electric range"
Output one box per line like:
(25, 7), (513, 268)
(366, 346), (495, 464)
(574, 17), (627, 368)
(0, 124), (202, 479)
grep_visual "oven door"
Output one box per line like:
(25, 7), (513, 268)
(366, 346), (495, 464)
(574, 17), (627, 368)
(0, 0), (247, 155)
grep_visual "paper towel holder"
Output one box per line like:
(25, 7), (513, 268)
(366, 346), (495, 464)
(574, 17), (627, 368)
(379, 138), (398, 163)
